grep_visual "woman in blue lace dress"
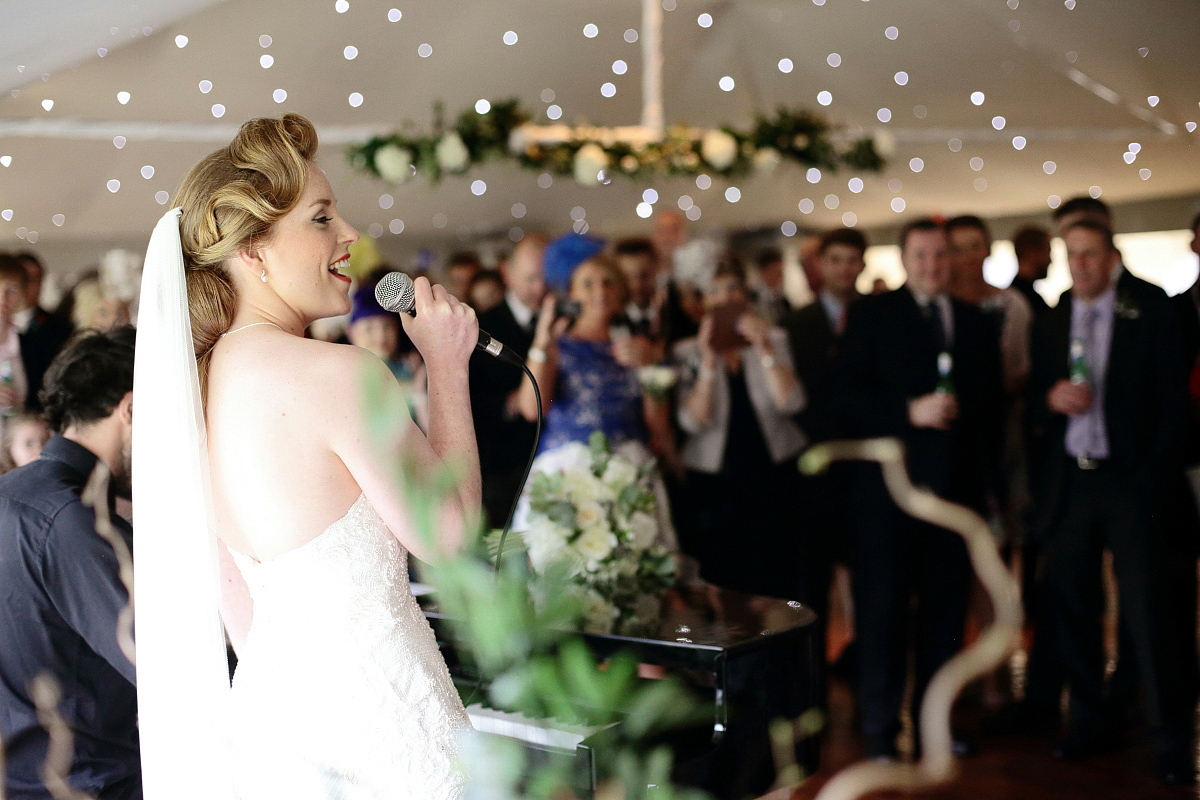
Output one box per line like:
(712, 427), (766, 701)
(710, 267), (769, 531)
(514, 256), (676, 545)
(517, 255), (665, 452)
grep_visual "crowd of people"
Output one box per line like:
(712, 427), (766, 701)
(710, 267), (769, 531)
(3, 191), (1200, 792)
(437, 197), (1200, 784)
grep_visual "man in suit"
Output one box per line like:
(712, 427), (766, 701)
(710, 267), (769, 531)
(782, 227), (867, 705)
(13, 252), (72, 411)
(752, 247), (791, 325)
(1027, 219), (1191, 782)
(837, 218), (1003, 758)
(1009, 226), (1052, 319)
(613, 237), (663, 340)
(469, 234), (548, 528)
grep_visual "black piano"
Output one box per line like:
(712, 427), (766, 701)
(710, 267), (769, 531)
(422, 581), (820, 799)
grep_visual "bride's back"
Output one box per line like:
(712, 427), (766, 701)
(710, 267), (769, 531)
(205, 331), (365, 562)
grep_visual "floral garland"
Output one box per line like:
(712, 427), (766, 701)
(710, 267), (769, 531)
(347, 99), (888, 187)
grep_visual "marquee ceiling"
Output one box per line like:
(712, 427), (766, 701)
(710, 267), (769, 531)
(1, 0), (1198, 253)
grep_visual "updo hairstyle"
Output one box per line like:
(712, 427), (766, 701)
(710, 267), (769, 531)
(173, 113), (318, 393)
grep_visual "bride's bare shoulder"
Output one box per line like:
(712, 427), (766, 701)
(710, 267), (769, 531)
(212, 334), (386, 405)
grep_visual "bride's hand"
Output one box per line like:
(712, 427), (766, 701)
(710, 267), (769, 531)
(400, 277), (478, 374)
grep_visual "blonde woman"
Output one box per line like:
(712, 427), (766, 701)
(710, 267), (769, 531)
(134, 115), (477, 799)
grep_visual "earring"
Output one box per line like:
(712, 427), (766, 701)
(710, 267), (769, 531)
(260, 270), (268, 283)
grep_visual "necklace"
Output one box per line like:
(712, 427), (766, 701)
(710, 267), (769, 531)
(221, 321), (282, 338)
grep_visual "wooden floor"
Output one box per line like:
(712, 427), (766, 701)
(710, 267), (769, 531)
(782, 678), (1198, 800)
(772, 561), (1199, 800)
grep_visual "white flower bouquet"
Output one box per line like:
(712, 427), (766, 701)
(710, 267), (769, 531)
(522, 433), (676, 631)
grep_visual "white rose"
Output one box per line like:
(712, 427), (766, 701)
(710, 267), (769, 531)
(626, 511), (658, 550)
(523, 516), (570, 572)
(573, 142), (610, 187)
(700, 129), (738, 170)
(637, 365), (677, 394)
(562, 467), (599, 506)
(374, 144), (413, 184)
(752, 147), (782, 175)
(872, 128), (898, 159)
(601, 457), (638, 492)
(574, 525), (618, 564)
(435, 132), (470, 173)
(583, 592), (618, 632)
(507, 125), (531, 156)
(575, 501), (607, 530)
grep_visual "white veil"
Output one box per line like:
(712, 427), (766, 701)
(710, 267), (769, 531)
(132, 208), (235, 798)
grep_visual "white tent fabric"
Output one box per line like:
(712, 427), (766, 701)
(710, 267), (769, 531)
(1, 0), (1197, 249)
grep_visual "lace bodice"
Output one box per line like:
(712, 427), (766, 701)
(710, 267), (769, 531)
(226, 494), (467, 800)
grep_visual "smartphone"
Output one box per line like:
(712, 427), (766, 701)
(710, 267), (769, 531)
(709, 300), (749, 350)
(555, 297), (582, 322)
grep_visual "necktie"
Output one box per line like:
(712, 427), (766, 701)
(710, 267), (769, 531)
(924, 300), (945, 352)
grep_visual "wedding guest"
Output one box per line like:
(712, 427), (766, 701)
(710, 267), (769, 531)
(667, 239), (718, 346)
(653, 211), (702, 346)
(946, 215), (1033, 395)
(673, 258), (806, 599)
(69, 276), (131, 332)
(0, 327), (138, 800)
(466, 268), (505, 314)
(752, 247), (791, 324)
(784, 228), (867, 443)
(1048, 195), (1194, 734)
(837, 218), (1003, 759)
(13, 252), (73, 411)
(782, 228), (867, 691)
(517, 255), (664, 454)
(442, 250), (481, 301)
(0, 412), (50, 473)
(1009, 226), (1052, 318)
(798, 235), (824, 296)
(1026, 219), (1192, 783)
(470, 234), (547, 528)
(613, 237), (664, 339)
(0, 255), (31, 416)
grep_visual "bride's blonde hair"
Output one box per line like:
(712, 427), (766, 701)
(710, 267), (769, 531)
(174, 113), (318, 394)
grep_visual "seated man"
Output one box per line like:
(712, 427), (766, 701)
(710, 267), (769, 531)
(0, 327), (139, 800)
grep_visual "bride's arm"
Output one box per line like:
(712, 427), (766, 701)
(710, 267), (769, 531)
(330, 278), (482, 562)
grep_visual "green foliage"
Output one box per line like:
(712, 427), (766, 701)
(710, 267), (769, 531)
(346, 98), (885, 185)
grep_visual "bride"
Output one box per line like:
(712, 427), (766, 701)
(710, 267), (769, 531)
(133, 114), (477, 799)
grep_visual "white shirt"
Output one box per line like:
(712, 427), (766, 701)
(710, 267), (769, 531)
(505, 291), (535, 331)
(819, 291), (846, 333)
(12, 307), (34, 335)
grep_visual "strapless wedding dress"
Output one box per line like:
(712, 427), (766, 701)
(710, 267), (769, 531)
(226, 493), (468, 799)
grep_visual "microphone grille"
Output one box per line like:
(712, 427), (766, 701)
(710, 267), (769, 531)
(375, 271), (415, 314)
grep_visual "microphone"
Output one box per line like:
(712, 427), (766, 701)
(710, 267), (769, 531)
(375, 272), (526, 368)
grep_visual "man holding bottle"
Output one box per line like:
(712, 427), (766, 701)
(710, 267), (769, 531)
(1027, 218), (1192, 783)
(836, 218), (1003, 759)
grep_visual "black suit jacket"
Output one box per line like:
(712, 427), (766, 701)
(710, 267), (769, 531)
(1027, 279), (1188, 534)
(783, 300), (842, 443)
(469, 300), (537, 474)
(19, 307), (73, 410)
(836, 286), (1003, 509)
